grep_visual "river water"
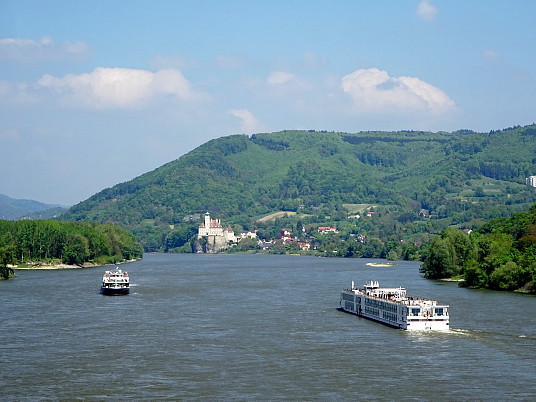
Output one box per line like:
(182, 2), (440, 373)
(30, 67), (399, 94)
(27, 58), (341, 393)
(1, 253), (535, 401)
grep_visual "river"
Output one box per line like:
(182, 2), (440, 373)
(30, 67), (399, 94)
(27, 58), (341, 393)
(1, 253), (535, 400)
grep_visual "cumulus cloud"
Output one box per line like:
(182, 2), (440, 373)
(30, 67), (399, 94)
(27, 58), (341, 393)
(417, 0), (438, 22)
(341, 68), (454, 114)
(229, 109), (263, 134)
(0, 37), (89, 62)
(38, 67), (197, 108)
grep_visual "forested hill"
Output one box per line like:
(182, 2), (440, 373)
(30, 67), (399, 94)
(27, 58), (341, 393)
(0, 194), (67, 220)
(62, 125), (536, 250)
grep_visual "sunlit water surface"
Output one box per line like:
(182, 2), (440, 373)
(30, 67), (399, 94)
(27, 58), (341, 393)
(2, 253), (535, 400)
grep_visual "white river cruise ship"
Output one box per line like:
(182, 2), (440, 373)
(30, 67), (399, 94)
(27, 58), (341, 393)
(340, 281), (449, 330)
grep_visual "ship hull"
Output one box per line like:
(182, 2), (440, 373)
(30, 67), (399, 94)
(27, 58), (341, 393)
(338, 307), (405, 329)
(101, 286), (129, 296)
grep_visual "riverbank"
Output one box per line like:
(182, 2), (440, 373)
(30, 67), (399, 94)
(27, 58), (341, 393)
(12, 258), (140, 270)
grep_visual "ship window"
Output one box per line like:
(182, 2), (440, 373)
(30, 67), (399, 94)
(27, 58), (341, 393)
(411, 308), (420, 316)
(342, 294), (354, 302)
(435, 308), (444, 316)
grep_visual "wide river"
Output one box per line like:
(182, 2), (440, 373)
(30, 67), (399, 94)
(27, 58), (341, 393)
(2, 253), (535, 400)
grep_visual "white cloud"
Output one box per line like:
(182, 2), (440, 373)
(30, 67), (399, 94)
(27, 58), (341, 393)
(0, 37), (89, 62)
(267, 71), (295, 85)
(417, 0), (438, 22)
(265, 71), (312, 96)
(0, 80), (38, 105)
(341, 68), (454, 114)
(38, 67), (197, 108)
(229, 109), (263, 134)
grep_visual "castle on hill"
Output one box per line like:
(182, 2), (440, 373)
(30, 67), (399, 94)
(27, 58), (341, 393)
(196, 212), (236, 253)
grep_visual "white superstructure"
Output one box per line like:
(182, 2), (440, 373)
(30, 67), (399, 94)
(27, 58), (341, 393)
(101, 268), (130, 295)
(340, 281), (449, 330)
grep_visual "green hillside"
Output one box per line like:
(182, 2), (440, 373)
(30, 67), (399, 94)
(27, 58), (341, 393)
(62, 125), (536, 251)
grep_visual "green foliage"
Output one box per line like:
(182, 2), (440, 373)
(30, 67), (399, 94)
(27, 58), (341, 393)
(60, 125), (536, 252)
(421, 203), (536, 293)
(420, 236), (457, 279)
(0, 220), (143, 267)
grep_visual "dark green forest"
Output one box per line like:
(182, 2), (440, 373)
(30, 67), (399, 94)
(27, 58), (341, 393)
(61, 125), (536, 252)
(420, 203), (536, 294)
(0, 220), (143, 277)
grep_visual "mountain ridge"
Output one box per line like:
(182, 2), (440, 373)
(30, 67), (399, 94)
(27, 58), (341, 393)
(0, 194), (67, 220)
(62, 125), (536, 250)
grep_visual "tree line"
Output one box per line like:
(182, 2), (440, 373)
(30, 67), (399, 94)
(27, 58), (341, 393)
(420, 203), (536, 293)
(0, 220), (143, 277)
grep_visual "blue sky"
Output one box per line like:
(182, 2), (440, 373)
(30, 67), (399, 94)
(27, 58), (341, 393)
(1, 0), (535, 205)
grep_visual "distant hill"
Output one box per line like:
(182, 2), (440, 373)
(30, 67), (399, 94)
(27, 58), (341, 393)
(0, 194), (68, 220)
(62, 125), (536, 250)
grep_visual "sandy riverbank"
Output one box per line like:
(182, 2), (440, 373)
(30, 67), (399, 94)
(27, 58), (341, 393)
(12, 259), (139, 270)
(366, 262), (394, 267)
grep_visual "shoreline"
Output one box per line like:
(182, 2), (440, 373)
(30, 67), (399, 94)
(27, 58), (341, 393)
(12, 258), (140, 271)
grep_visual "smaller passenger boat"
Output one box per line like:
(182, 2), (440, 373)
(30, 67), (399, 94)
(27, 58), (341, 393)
(101, 268), (130, 295)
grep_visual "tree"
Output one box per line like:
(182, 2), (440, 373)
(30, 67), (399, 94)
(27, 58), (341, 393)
(442, 228), (475, 270)
(0, 265), (14, 279)
(62, 233), (90, 265)
(420, 237), (455, 279)
(474, 187), (485, 197)
(489, 261), (521, 290)
(0, 239), (16, 279)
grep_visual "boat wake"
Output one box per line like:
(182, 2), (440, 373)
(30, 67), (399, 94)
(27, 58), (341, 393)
(449, 327), (536, 341)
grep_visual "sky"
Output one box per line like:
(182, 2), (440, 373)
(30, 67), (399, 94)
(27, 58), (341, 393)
(1, 0), (535, 206)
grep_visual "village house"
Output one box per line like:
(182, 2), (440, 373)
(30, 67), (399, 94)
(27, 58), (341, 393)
(238, 229), (258, 240)
(298, 241), (311, 250)
(318, 226), (338, 233)
(280, 228), (294, 242)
